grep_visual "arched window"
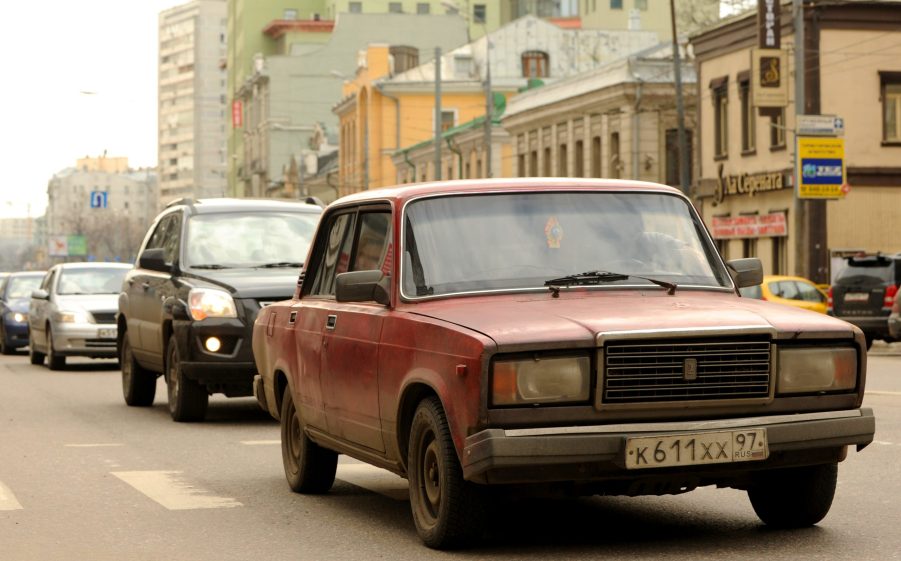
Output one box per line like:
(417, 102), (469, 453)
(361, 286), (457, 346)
(521, 51), (549, 78)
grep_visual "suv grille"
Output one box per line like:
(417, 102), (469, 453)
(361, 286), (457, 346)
(602, 338), (771, 404)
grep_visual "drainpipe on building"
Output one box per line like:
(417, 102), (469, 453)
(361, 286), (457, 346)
(629, 58), (644, 181)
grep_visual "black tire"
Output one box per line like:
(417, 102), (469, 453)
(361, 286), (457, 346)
(280, 386), (337, 493)
(408, 396), (487, 549)
(166, 335), (208, 422)
(46, 328), (66, 371)
(28, 332), (44, 365)
(865, 336), (874, 351)
(748, 463), (838, 529)
(0, 325), (12, 355)
(121, 331), (156, 406)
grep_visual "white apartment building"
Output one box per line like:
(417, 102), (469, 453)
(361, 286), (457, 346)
(159, 0), (227, 205)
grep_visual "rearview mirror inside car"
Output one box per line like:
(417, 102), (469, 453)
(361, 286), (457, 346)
(726, 258), (764, 289)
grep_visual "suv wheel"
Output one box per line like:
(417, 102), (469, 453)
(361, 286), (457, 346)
(28, 332), (44, 365)
(166, 335), (208, 422)
(280, 386), (337, 493)
(748, 463), (837, 528)
(121, 331), (156, 406)
(46, 328), (66, 371)
(408, 396), (487, 549)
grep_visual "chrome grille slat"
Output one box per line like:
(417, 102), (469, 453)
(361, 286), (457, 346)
(602, 338), (772, 404)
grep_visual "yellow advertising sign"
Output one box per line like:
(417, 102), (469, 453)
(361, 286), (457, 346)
(796, 137), (847, 199)
(751, 48), (788, 108)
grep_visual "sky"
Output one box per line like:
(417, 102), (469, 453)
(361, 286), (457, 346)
(0, 0), (183, 219)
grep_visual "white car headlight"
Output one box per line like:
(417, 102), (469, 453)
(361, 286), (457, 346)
(188, 288), (237, 321)
(492, 355), (590, 406)
(53, 310), (93, 324)
(12, 312), (26, 323)
(777, 347), (857, 394)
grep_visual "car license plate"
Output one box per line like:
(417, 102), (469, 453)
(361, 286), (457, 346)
(98, 328), (117, 339)
(625, 429), (768, 470)
(844, 292), (870, 303)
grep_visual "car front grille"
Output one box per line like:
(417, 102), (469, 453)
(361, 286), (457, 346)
(601, 338), (772, 404)
(91, 311), (117, 324)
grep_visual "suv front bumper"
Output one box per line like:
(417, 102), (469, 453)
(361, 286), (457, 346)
(462, 408), (875, 485)
(173, 318), (256, 396)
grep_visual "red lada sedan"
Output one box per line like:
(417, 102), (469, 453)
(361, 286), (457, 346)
(252, 179), (874, 549)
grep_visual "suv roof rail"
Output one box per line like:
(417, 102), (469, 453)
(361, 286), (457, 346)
(165, 197), (196, 209)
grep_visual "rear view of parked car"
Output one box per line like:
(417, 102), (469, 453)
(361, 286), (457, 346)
(0, 271), (45, 354)
(28, 263), (131, 369)
(828, 253), (900, 348)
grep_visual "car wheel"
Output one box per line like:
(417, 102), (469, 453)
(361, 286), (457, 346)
(0, 324), (12, 355)
(121, 331), (156, 406)
(747, 463), (837, 528)
(46, 328), (66, 370)
(28, 332), (45, 365)
(165, 335), (208, 422)
(865, 336), (874, 351)
(280, 386), (337, 493)
(408, 396), (487, 549)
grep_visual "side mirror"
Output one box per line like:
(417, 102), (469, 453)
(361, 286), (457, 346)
(727, 258), (764, 289)
(335, 270), (391, 306)
(31, 289), (49, 300)
(139, 248), (169, 273)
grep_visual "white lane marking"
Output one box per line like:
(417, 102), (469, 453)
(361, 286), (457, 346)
(111, 471), (243, 511)
(0, 481), (24, 511)
(65, 443), (125, 448)
(867, 391), (901, 397)
(240, 440), (280, 445)
(874, 440), (898, 446)
(336, 463), (409, 501)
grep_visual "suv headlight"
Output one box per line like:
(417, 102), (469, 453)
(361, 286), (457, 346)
(492, 354), (590, 406)
(53, 310), (93, 324)
(777, 347), (857, 394)
(188, 288), (237, 321)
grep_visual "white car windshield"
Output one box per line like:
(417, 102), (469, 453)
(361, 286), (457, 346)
(57, 268), (129, 295)
(402, 191), (730, 297)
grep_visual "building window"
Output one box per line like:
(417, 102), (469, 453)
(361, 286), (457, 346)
(283, 8), (298, 19)
(558, 143), (568, 176)
(742, 237), (758, 258)
(882, 72), (901, 142)
(740, 79), (755, 153)
(349, 1), (362, 12)
(772, 236), (786, 275)
(770, 108), (786, 149)
(610, 0), (623, 9)
(712, 79), (728, 158)
(610, 132), (621, 178)
(390, 45), (420, 74)
(440, 110), (456, 132)
(591, 136), (601, 177)
(665, 128), (693, 187)
(417, 2), (430, 14)
(389, 2), (403, 13)
(574, 140), (584, 177)
(522, 51), (549, 78)
(543, 147), (552, 176)
(473, 4), (486, 23)
(635, 0), (647, 9)
(716, 238), (729, 260)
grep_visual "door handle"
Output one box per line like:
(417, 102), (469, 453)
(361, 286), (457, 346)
(325, 315), (337, 330)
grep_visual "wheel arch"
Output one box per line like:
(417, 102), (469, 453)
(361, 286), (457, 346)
(274, 369), (290, 419)
(395, 382), (442, 473)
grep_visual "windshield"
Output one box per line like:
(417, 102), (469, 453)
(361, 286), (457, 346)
(57, 268), (129, 295)
(403, 191), (730, 297)
(184, 211), (320, 269)
(7, 275), (43, 299)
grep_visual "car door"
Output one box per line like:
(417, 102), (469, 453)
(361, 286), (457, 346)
(318, 207), (392, 453)
(29, 268), (56, 349)
(795, 280), (828, 314)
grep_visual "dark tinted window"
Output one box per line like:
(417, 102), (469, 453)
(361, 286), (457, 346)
(308, 213), (355, 297)
(836, 258), (895, 284)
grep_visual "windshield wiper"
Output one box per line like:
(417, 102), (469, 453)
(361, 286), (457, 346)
(190, 264), (231, 270)
(256, 262), (303, 268)
(544, 270), (677, 297)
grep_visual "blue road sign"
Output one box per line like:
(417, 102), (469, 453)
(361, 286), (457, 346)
(90, 191), (108, 209)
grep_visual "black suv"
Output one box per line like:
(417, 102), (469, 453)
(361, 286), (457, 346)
(828, 253), (900, 349)
(118, 198), (321, 421)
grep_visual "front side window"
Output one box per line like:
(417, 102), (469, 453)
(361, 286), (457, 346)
(57, 268), (129, 296)
(352, 212), (393, 273)
(882, 73), (901, 142)
(184, 211), (320, 269)
(402, 192), (729, 298)
(308, 213), (356, 297)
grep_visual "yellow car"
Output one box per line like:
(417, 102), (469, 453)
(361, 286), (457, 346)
(739, 275), (829, 314)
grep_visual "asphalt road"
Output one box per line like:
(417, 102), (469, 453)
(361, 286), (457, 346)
(1, 349), (899, 561)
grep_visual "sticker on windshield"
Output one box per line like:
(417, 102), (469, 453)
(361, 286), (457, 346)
(545, 216), (563, 249)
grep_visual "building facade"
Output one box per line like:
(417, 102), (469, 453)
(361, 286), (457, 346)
(503, 43), (696, 186)
(691, 1), (901, 283)
(45, 157), (158, 263)
(159, 0), (228, 205)
(579, 0), (719, 40)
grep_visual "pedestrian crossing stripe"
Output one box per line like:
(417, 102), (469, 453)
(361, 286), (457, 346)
(111, 471), (243, 511)
(0, 480), (23, 511)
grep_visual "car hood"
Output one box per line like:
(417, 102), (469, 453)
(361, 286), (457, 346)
(406, 289), (859, 348)
(184, 267), (299, 299)
(54, 294), (120, 312)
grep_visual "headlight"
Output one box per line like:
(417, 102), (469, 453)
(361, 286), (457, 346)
(12, 312), (26, 323)
(53, 310), (93, 324)
(492, 355), (590, 406)
(188, 288), (237, 321)
(777, 347), (857, 394)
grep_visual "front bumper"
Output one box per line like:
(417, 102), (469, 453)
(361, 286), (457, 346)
(173, 318), (256, 396)
(51, 322), (118, 357)
(3, 319), (30, 348)
(462, 408), (875, 485)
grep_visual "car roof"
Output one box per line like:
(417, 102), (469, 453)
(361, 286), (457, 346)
(54, 262), (132, 270)
(167, 197), (323, 215)
(330, 178), (684, 208)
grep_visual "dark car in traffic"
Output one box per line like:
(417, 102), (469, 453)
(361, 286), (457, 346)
(118, 197), (321, 422)
(828, 253), (900, 348)
(0, 271), (45, 354)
